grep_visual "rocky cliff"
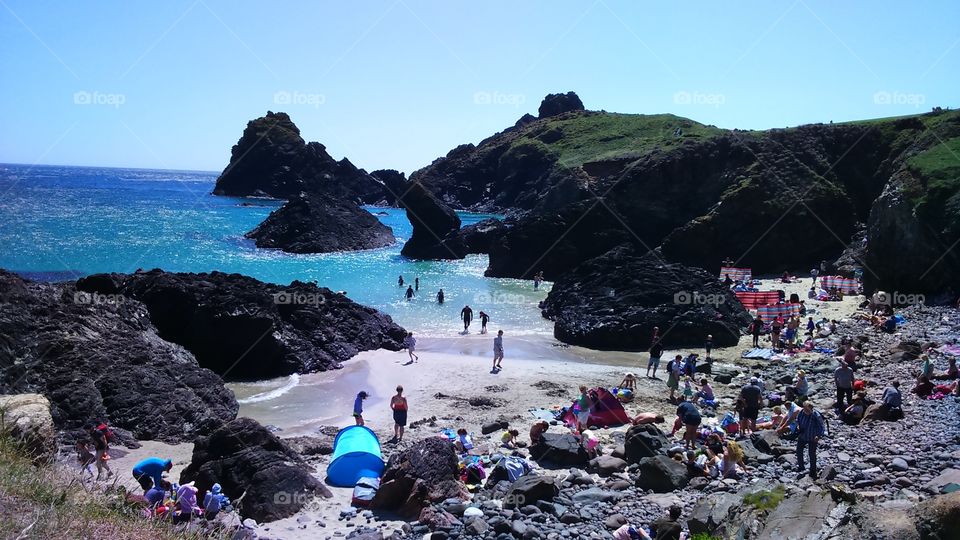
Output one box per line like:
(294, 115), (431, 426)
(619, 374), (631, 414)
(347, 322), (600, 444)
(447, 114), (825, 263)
(77, 270), (408, 381)
(245, 192), (395, 254)
(0, 271), (237, 443)
(398, 182), (463, 260)
(212, 111), (389, 204)
(414, 92), (960, 296)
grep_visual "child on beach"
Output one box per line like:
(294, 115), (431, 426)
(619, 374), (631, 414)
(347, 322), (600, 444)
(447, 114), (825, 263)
(403, 332), (418, 363)
(353, 391), (368, 426)
(76, 439), (95, 479)
(619, 373), (637, 391)
(682, 378), (694, 400)
(492, 330), (504, 371)
(454, 428), (474, 453)
(529, 420), (549, 445)
(501, 429), (520, 448)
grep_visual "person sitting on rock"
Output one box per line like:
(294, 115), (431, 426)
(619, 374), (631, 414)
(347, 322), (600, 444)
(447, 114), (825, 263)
(695, 378), (715, 404)
(785, 370), (808, 402)
(650, 505), (683, 540)
(919, 354), (934, 379)
(631, 412), (665, 425)
(756, 405), (786, 430)
(933, 357), (958, 380)
(454, 428), (474, 453)
(707, 440), (747, 479)
(529, 420), (549, 445)
(841, 392), (871, 424)
(173, 482), (201, 524)
(776, 401), (800, 437)
(683, 450), (709, 478)
(203, 483), (232, 520)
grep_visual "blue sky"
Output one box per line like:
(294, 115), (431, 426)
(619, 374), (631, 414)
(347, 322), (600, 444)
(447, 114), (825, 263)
(1, 1), (957, 174)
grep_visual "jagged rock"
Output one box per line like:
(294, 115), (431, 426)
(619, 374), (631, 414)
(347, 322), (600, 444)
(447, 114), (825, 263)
(212, 111), (386, 203)
(369, 169), (408, 206)
(77, 270), (407, 380)
(504, 475), (559, 509)
(688, 492), (741, 535)
(541, 246), (752, 349)
(757, 490), (836, 540)
(529, 433), (589, 466)
(443, 218), (506, 255)
(282, 434), (335, 456)
(244, 192), (394, 254)
(372, 438), (469, 518)
(0, 393), (57, 462)
(623, 424), (670, 464)
(180, 418), (329, 523)
(0, 271), (236, 443)
(635, 455), (689, 493)
(538, 92), (585, 118)
(398, 182), (463, 260)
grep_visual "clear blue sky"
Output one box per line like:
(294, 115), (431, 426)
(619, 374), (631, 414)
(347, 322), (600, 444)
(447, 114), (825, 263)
(1, 1), (957, 174)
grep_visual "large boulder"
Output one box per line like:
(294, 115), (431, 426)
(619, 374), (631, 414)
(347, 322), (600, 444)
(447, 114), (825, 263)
(398, 182), (464, 260)
(688, 492), (742, 536)
(538, 92), (585, 118)
(77, 270), (407, 380)
(757, 490), (837, 540)
(369, 169), (409, 207)
(372, 437), (469, 518)
(504, 475), (559, 509)
(624, 424), (671, 464)
(0, 271), (236, 443)
(180, 418), (328, 523)
(635, 455), (689, 493)
(245, 192), (394, 254)
(909, 491), (960, 540)
(588, 455), (628, 477)
(212, 111), (386, 203)
(541, 245), (752, 349)
(528, 433), (589, 467)
(0, 393), (56, 463)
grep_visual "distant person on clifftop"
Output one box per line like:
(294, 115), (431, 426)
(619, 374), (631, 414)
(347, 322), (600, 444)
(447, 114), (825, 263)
(437, 289), (444, 304)
(398, 275), (404, 287)
(460, 305), (473, 332)
(403, 332), (418, 363)
(405, 285), (414, 300)
(492, 330), (504, 371)
(479, 310), (490, 334)
(353, 391), (368, 426)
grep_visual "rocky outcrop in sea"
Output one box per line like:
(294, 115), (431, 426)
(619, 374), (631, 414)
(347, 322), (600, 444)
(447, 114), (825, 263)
(245, 192), (395, 254)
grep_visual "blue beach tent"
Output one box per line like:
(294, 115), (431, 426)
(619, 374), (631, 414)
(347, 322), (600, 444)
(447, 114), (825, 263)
(326, 426), (385, 487)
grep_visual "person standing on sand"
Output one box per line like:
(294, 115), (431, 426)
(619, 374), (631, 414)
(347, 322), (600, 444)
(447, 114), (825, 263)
(415, 277), (419, 291)
(666, 355), (682, 402)
(403, 332), (418, 363)
(811, 267), (819, 285)
(437, 289), (444, 304)
(479, 311), (490, 334)
(390, 386), (408, 442)
(492, 330), (504, 371)
(704, 334), (713, 361)
(398, 275), (404, 287)
(461, 305), (473, 332)
(646, 327), (663, 378)
(88, 423), (113, 481)
(576, 385), (593, 433)
(750, 316), (763, 348)
(353, 391), (368, 426)
(405, 285), (414, 301)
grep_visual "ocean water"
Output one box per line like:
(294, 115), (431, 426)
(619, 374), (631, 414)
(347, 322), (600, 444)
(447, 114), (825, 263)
(0, 163), (553, 337)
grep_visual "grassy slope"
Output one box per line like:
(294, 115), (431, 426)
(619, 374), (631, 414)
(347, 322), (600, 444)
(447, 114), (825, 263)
(0, 434), (221, 540)
(509, 112), (726, 168)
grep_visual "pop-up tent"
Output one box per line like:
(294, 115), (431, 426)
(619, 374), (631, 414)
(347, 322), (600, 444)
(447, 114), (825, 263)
(560, 387), (630, 429)
(326, 426), (385, 487)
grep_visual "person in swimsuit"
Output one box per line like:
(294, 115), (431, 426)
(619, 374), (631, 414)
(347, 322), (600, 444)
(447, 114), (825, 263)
(437, 289), (444, 304)
(405, 285), (414, 300)
(390, 386), (408, 442)
(460, 305), (473, 332)
(479, 311), (490, 334)
(398, 275), (404, 287)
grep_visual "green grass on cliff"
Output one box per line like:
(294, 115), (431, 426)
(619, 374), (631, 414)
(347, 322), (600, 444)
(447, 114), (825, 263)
(515, 112), (725, 167)
(0, 432), (222, 540)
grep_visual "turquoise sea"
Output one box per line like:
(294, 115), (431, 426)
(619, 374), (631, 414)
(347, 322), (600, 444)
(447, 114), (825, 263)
(0, 163), (553, 338)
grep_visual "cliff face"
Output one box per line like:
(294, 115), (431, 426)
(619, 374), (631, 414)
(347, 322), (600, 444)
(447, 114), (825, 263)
(414, 92), (960, 296)
(212, 111), (388, 204)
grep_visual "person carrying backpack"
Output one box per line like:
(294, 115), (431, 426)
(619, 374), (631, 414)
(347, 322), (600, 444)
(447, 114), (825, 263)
(87, 423), (113, 480)
(795, 401), (826, 479)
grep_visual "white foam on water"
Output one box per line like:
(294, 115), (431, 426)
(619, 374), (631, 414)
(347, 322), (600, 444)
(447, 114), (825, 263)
(237, 374), (301, 404)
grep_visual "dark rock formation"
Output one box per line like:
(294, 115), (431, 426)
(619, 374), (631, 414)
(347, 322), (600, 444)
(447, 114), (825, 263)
(634, 455), (689, 492)
(212, 111), (386, 203)
(0, 271), (237, 443)
(538, 91), (585, 118)
(180, 418), (328, 523)
(398, 182), (463, 260)
(540, 246), (752, 349)
(244, 192), (394, 254)
(529, 433), (590, 466)
(440, 218), (506, 256)
(77, 270), (407, 381)
(503, 476), (559, 509)
(372, 437), (469, 518)
(369, 169), (409, 206)
(623, 424), (671, 464)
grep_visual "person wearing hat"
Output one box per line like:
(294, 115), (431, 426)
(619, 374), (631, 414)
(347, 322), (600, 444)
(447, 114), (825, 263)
(353, 391), (368, 426)
(204, 483), (231, 520)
